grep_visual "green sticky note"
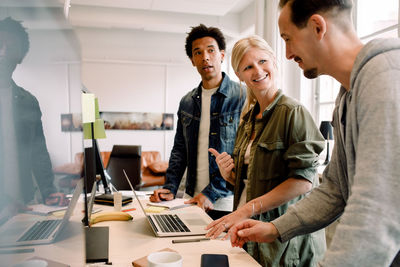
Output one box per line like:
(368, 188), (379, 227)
(81, 93), (95, 123)
(83, 119), (106, 140)
(94, 118), (106, 139)
(83, 123), (93, 139)
(95, 98), (100, 119)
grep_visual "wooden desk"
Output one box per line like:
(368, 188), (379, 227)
(95, 195), (260, 266)
(0, 195), (260, 266)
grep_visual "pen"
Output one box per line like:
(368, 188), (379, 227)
(122, 208), (136, 212)
(172, 238), (210, 244)
(0, 248), (35, 254)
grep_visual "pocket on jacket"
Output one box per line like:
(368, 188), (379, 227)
(219, 113), (239, 143)
(255, 141), (286, 181)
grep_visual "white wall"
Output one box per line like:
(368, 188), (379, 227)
(82, 61), (200, 160)
(12, 28), (82, 167)
(78, 28), (204, 160)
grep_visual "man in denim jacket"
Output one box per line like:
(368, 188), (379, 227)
(150, 24), (245, 217)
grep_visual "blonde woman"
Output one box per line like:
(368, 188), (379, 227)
(206, 35), (326, 266)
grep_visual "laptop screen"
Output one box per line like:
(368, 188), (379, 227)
(122, 170), (147, 216)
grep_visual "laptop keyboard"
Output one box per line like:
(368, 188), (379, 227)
(153, 214), (190, 233)
(18, 219), (62, 242)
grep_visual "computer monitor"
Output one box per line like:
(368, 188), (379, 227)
(106, 145), (141, 190)
(80, 97), (110, 263)
(83, 143), (110, 264)
(83, 140), (111, 194)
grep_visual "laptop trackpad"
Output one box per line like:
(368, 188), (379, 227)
(0, 221), (31, 242)
(179, 213), (207, 226)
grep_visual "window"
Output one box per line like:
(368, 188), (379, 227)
(315, 0), (399, 123)
(357, 0), (398, 41)
(318, 76), (340, 121)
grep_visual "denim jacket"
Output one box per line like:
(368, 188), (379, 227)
(163, 72), (245, 202)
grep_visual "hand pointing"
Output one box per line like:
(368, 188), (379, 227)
(209, 148), (235, 185)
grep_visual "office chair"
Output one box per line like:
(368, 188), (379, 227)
(106, 145), (142, 190)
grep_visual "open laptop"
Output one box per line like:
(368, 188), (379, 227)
(0, 178), (84, 247)
(123, 170), (212, 237)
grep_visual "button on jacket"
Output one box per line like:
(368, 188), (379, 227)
(164, 72), (245, 202)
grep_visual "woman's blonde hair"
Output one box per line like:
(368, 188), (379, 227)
(231, 35), (278, 119)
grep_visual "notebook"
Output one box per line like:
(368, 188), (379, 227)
(93, 193), (132, 206)
(0, 179), (84, 247)
(123, 170), (212, 237)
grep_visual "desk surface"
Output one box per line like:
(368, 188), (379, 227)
(0, 194), (260, 267)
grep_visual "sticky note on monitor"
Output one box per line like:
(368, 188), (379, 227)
(82, 93), (95, 123)
(83, 119), (106, 139)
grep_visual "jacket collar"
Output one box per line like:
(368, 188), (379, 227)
(242, 89), (283, 123)
(193, 72), (231, 98)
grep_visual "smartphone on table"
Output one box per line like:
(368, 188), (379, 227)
(201, 254), (229, 267)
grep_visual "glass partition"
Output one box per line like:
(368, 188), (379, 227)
(0, 0), (84, 265)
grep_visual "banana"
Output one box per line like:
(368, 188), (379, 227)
(89, 211), (133, 225)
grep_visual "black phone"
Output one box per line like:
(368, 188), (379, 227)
(201, 254), (229, 267)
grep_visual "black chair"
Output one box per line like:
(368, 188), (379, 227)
(106, 145), (142, 190)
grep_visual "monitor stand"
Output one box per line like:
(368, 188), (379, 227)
(85, 226), (109, 264)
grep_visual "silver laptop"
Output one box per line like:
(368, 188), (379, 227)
(123, 170), (212, 237)
(87, 180), (97, 220)
(0, 178), (84, 247)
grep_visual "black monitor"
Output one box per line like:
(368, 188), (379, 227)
(84, 140), (111, 194)
(81, 86), (110, 263)
(106, 145), (141, 190)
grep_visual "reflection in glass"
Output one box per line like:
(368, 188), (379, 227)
(0, 1), (83, 265)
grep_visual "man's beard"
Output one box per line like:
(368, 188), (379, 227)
(303, 67), (318, 79)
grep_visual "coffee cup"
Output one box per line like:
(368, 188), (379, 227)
(147, 251), (182, 267)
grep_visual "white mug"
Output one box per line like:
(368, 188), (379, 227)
(147, 251), (183, 267)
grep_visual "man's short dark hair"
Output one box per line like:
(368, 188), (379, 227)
(0, 17), (30, 63)
(279, 0), (353, 28)
(185, 24), (226, 58)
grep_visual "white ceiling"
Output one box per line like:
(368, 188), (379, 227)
(66, 0), (256, 39)
(68, 0), (254, 17)
(0, 0), (256, 40)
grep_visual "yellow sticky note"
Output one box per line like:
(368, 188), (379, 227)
(144, 206), (168, 213)
(81, 93), (95, 123)
(83, 119), (106, 139)
(51, 210), (66, 218)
